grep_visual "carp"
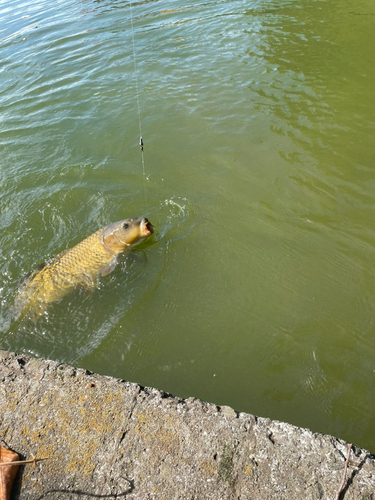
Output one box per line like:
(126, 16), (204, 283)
(14, 217), (153, 320)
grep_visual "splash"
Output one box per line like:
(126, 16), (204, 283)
(151, 196), (197, 244)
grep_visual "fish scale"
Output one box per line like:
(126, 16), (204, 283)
(13, 217), (153, 321)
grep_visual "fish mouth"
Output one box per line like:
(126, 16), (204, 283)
(141, 218), (154, 235)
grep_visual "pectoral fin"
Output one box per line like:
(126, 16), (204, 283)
(99, 256), (118, 276)
(76, 274), (97, 290)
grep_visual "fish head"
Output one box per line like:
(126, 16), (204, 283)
(103, 217), (154, 252)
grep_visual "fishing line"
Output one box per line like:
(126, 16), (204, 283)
(129, 0), (147, 203)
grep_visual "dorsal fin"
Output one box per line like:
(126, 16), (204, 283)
(18, 248), (70, 286)
(46, 248), (70, 266)
(18, 260), (48, 286)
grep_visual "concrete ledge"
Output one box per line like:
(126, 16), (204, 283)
(0, 350), (374, 499)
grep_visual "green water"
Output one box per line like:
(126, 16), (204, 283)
(1, 0), (375, 452)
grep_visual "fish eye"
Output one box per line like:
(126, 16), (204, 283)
(122, 222), (129, 229)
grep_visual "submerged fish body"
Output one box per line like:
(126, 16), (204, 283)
(14, 217), (153, 320)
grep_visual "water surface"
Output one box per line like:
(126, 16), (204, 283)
(1, 0), (375, 452)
